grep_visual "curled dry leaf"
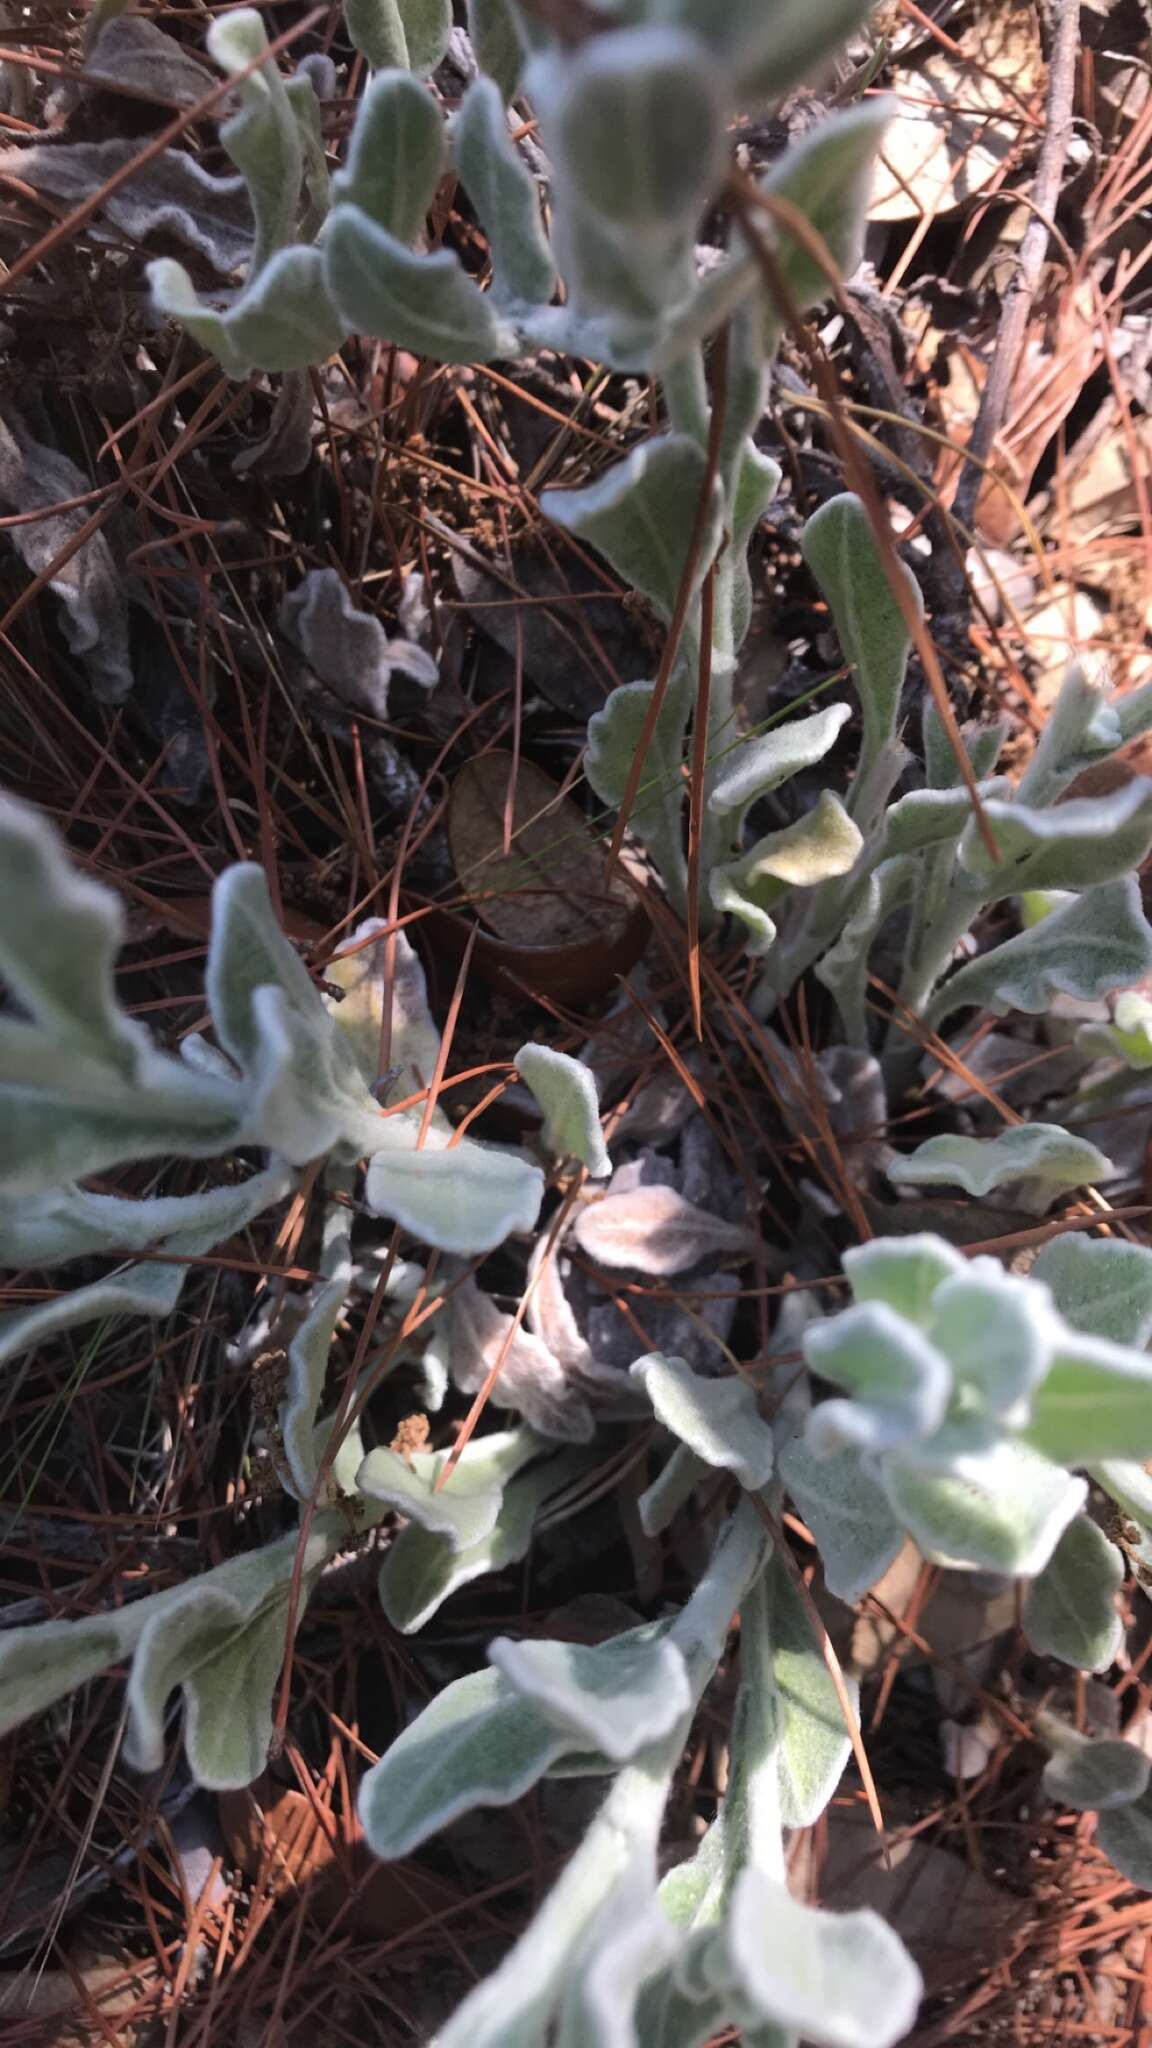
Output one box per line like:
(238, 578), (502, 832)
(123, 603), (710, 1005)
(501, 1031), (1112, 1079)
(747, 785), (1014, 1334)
(0, 140), (253, 273)
(0, 410), (131, 703)
(868, 4), (1040, 223)
(430, 1270), (596, 1442)
(280, 567), (438, 722)
(573, 1183), (756, 1277)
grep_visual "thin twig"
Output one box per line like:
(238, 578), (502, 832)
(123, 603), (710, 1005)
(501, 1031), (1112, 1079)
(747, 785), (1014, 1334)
(952, 0), (1082, 533)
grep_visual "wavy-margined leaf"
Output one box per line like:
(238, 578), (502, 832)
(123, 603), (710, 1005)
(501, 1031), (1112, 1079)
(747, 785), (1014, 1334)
(516, 1042), (610, 1178)
(454, 76), (556, 308)
(881, 1432), (1085, 1576)
(331, 69), (444, 243)
(544, 434), (724, 625)
(325, 207), (517, 361)
(803, 1300), (951, 1458)
(324, 918), (446, 1118)
(0, 1163), (292, 1273)
(424, 1268), (594, 1441)
(584, 673), (691, 906)
(346, 0), (451, 74)
(532, 26), (726, 235)
(365, 1134), (544, 1254)
(378, 1443), (590, 1632)
(1031, 1234), (1152, 1349)
(1024, 1514), (1124, 1672)
(800, 494), (921, 796)
(754, 102), (893, 321)
(778, 1435), (905, 1604)
(1017, 663), (1126, 809)
(632, 1352), (774, 1490)
(1044, 1731), (1151, 1812)
(843, 1232), (966, 1322)
(357, 1430), (538, 1551)
(881, 780), (1009, 857)
(960, 782), (1152, 896)
(1079, 990), (1152, 1070)
(0, 795), (146, 1073)
(1025, 1330), (1152, 1465)
(206, 9), (301, 274)
(713, 1873), (923, 2048)
(490, 1621), (691, 1761)
(281, 566), (438, 720)
(149, 246), (344, 378)
(710, 792), (863, 956)
(0, 1259), (189, 1374)
(758, 1550), (856, 1827)
(707, 703), (851, 837)
(888, 1124), (1114, 1213)
(1098, 1787), (1152, 1889)
(925, 878), (1152, 1031)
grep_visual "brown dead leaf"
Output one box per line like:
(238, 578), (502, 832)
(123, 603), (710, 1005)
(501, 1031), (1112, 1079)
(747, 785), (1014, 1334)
(573, 1184), (756, 1277)
(870, 4), (1041, 222)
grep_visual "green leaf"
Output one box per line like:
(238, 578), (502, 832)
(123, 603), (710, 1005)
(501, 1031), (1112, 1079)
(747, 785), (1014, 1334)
(467, 0), (524, 99)
(800, 493), (922, 787)
(207, 8), (301, 274)
(881, 781), (1009, 857)
(454, 76), (556, 307)
(1079, 990), (1152, 1069)
(778, 1436), (905, 1604)
(356, 1434), (531, 1551)
(0, 1260), (188, 1373)
(804, 1301), (951, 1457)
(707, 703), (851, 836)
(710, 792), (863, 957)
(631, 1352), (774, 1490)
(729, 442), (783, 647)
(1044, 1730), (1151, 1811)
(363, 1133), (544, 1252)
(148, 246), (345, 378)
(358, 1665), (578, 1858)
(927, 1260), (1057, 1416)
(0, 1163), (292, 1272)
(888, 1125), (1114, 1212)
(534, 27), (726, 235)
(515, 1042), (610, 1177)
(759, 1550), (855, 1827)
(1098, 1786), (1152, 1889)
(814, 855), (914, 1046)
(1025, 1331), (1152, 1465)
(331, 70), (444, 243)
(490, 1621), (691, 1761)
(717, 1873), (923, 2048)
(345, 0), (408, 68)
(584, 674), (691, 908)
(881, 1433), (1085, 1576)
(843, 1232), (966, 1322)
(755, 102), (893, 319)
(1024, 1515), (1124, 1672)
(960, 782), (1152, 896)
(638, 1442), (711, 1538)
(544, 434), (724, 624)
(325, 205), (517, 361)
(1031, 1234), (1152, 1349)
(0, 796), (144, 1074)
(397, 0), (452, 75)
(659, 0), (875, 108)
(925, 878), (1152, 1031)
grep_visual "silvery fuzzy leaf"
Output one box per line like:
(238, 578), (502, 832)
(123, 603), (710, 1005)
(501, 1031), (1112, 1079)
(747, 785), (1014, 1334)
(1031, 1234), (1152, 1349)
(631, 1352), (774, 1490)
(804, 1301), (952, 1459)
(357, 1429), (529, 1550)
(573, 1184), (755, 1278)
(754, 101), (893, 322)
(1096, 1460), (1152, 1526)
(358, 1665), (579, 1859)
(0, 795), (145, 1071)
(0, 1259), (188, 1374)
(324, 917), (445, 1114)
(1024, 1515), (1124, 1673)
(232, 368), (315, 477)
(379, 1444), (590, 1632)
(516, 1043), (611, 1178)
(400, 0), (454, 74)
(467, 0), (524, 98)
(525, 1238), (634, 1405)
(1017, 664), (1125, 809)
(924, 879), (1152, 1032)
(207, 863), (351, 1086)
(331, 69), (444, 245)
(757, 1549), (856, 1828)
(638, 1442), (711, 1537)
(778, 1435), (905, 1604)
(363, 1137), (545, 1256)
(345, 0), (405, 68)
(881, 781), (1010, 857)
(707, 702), (852, 835)
(881, 1433), (1085, 1576)
(710, 792), (863, 956)
(149, 246), (345, 378)
(657, 0), (875, 108)
(240, 984), (368, 1163)
(206, 8), (301, 275)
(454, 76), (556, 308)
(1025, 1329), (1152, 1465)
(584, 674), (692, 908)
(84, 14), (214, 104)
(959, 782), (1152, 896)
(1098, 1787), (1152, 1890)
(544, 434), (724, 626)
(531, 27), (727, 236)
(926, 1260), (1058, 1417)
(555, 1890), (679, 2048)
(423, 1271), (593, 1439)
(1043, 1730), (1151, 1812)
(0, 1162), (292, 1273)
(280, 566), (437, 723)
(716, 1873), (922, 2048)
(729, 441), (783, 649)
(285, 68), (332, 240)
(815, 855), (914, 1047)
(325, 206), (517, 360)
(800, 494), (922, 791)
(279, 1174), (355, 1501)
(0, 140), (252, 273)
(888, 1124), (1115, 1212)
(1078, 990), (1152, 1070)
(1117, 678), (1152, 746)
(0, 412), (132, 704)
(490, 1620), (691, 1760)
